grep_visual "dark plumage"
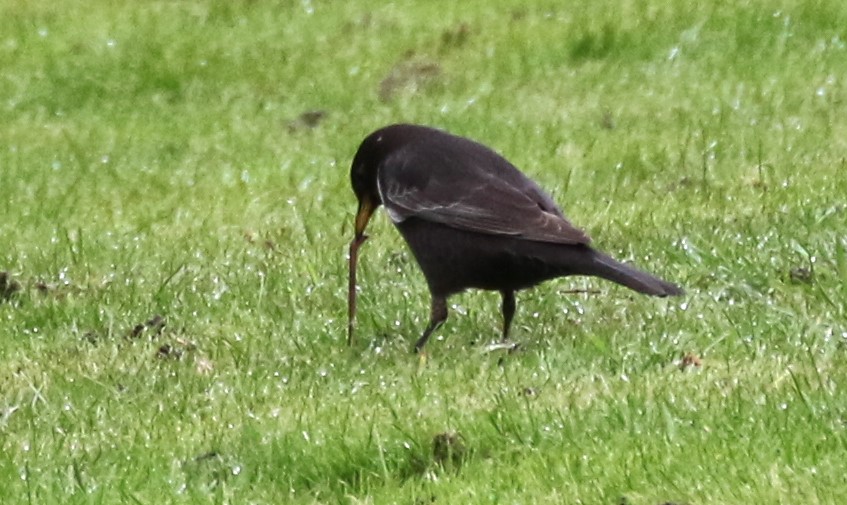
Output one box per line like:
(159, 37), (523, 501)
(348, 124), (683, 352)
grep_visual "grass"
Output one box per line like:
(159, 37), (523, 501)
(2, 0), (846, 503)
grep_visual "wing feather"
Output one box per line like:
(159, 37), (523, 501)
(377, 139), (590, 245)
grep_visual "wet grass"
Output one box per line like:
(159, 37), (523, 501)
(2, 0), (847, 503)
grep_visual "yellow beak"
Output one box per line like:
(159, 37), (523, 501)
(354, 196), (377, 238)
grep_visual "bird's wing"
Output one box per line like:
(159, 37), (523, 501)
(377, 141), (591, 245)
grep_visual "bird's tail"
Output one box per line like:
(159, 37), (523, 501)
(583, 249), (683, 297)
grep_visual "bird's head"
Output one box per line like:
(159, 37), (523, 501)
(350, 124), (423, 238)
(350, 124), (432, 238)
(350, 140), (382, 240)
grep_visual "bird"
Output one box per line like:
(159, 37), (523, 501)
(347, 124), (683, 352)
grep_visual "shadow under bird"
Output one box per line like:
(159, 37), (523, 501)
(347, 124), (683, 352)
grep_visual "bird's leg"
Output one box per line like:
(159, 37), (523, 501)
(500, 289), (516, 342)
(414, 296), (448, 353)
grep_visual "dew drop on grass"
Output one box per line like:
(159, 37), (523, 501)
(668, 46), (680, 60)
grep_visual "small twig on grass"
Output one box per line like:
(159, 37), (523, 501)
(559, 288), (602, 295)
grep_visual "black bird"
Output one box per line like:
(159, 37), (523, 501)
(348, 124), (683, 352)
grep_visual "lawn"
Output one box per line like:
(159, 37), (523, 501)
(1, 0), (846, 503)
